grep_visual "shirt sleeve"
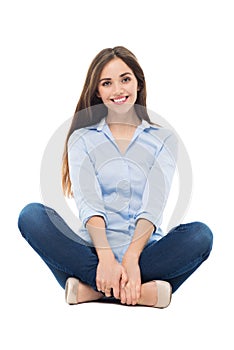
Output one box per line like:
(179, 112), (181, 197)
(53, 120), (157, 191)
(134, 131), (178, 230)
(68, 130), (108, 227)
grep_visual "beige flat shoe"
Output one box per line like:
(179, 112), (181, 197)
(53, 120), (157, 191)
(65, 277), (80, 305)
(154, 280), (172, 308)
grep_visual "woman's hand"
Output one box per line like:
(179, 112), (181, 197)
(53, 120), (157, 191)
(96, 251), (128, 299)
(119, 219), (154, 305)
(120, 255), (141, 305)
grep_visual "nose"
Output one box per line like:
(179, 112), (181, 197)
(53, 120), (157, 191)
(112, 81), (124, 96)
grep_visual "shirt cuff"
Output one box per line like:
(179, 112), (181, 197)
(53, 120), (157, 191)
(134, 212), (162, 232)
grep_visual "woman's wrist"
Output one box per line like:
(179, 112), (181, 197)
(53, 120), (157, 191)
(122, 218), (155, 263)
(122, 249), (140, 263)
(96, 248), (115, 262)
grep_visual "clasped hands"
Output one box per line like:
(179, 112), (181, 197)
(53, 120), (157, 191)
(96, 254), (141, 305)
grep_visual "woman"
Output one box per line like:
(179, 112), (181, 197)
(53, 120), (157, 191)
(18, 46), (213, 308)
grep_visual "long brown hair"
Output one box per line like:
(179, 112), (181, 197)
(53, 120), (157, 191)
(62, 46), (155, 197)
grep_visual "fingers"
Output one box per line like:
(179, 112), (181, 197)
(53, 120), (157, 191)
(120, 285), (126, 304)
(112, 282), (120, 299)
(120, 282), (141, 305)
(96, 278), (118, 298)
(96, 277), (103, 293)
(96, 277), (107, 293)
(121, 267), (128, 288)
(125, 283), (132, 305)
(96, 281), (101, 293)
(104, 286), (112, 297)
(96, 261), (125, 298)
(97, 278), (141, 304)
(96, 279), (112, 296)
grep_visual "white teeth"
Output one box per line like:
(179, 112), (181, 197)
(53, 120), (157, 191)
(113, 97), (126, 103)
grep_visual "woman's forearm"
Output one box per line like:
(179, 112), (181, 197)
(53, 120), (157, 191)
(85, 216), (115, 260)
(86, 216), (154, 262)
(123, 218), (155, 261)
(86, 215), (127, 298)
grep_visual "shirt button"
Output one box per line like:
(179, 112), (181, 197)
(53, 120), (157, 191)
(117, 179), (130, 190)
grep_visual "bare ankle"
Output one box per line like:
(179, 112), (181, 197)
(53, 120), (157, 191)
(78, 281), (103, 303)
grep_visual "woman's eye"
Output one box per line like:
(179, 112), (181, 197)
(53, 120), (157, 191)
(122, 77), (131, 83)
(102, 81), (111, 87)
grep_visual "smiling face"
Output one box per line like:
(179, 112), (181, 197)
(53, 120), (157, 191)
(97, 57), (139, 117)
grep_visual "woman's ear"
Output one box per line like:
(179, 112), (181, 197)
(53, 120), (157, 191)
(96, 90), (101, 98)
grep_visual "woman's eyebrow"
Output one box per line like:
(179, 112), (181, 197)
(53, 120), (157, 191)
(99, 77), (111, 82)
(119, 72), (132, 77)
(99, 72), (132, 82)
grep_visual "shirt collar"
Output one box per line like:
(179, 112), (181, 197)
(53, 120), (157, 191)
(87, 117), (159, 131)
(140, 119), (159, 130)
(97, 117), (106, 131)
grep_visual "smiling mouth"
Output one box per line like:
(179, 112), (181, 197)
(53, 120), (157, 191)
(111, 96), (129, 105)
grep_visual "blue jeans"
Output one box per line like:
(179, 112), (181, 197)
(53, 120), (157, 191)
(18, 203), (213, 294)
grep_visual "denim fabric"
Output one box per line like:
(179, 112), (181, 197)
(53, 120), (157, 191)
(18, 203), (213, 293)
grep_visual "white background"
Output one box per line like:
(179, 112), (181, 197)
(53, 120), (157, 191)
(1, 0), (233, 349)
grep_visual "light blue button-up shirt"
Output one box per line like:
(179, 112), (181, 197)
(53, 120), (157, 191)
(68, 117), (177, 262)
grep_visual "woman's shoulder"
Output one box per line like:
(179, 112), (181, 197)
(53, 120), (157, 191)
(68, 126), (96, 145)
(147, 123), (176, 142)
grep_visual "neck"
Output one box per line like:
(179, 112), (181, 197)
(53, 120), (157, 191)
(106, 107), (141, 127)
